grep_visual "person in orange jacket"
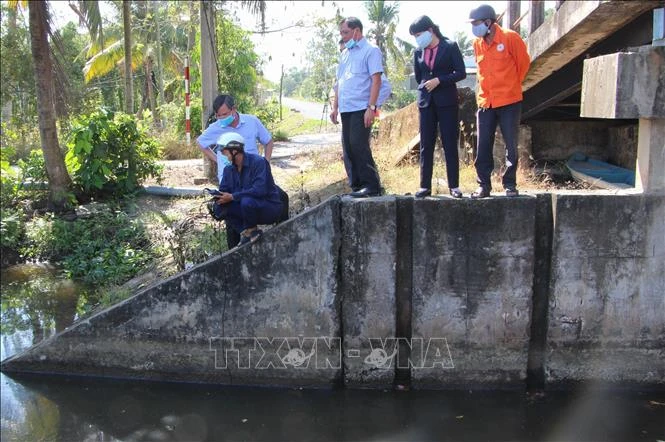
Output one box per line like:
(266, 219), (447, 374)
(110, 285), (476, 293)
(468, 4), (531, 198)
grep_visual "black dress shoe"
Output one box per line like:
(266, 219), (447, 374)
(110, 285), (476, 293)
(349, 187), (380, 198)
(449, 188), (463, 198)
(415, 188), (431, 198)
(470, 187), (491, 199)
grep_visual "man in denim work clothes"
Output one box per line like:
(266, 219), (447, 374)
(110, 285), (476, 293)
(210, 132), (283, 247)
(330, 17), (387, 198)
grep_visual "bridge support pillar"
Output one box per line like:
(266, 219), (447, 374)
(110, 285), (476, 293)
(580, 45), (665, 193)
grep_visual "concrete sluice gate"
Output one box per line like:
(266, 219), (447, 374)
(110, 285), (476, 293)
(2, 194), (664, 390)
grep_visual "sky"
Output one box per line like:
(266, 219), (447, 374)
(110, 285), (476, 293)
(48, 1), (549, 83)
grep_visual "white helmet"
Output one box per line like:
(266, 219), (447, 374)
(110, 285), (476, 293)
(216, 132), (245, 152)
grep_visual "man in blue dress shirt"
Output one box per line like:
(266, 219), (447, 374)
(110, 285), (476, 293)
(330, 17), (387, 198)
(197, 94), (274, 185)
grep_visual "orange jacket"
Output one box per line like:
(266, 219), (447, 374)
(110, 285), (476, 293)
(473, 24), (531, 108)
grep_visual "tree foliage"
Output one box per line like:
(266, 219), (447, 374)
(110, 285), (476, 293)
(295, 16), (340, 102)
(65, 108), (162, 197)
(453, 30), (474, 57)
(215, 15), (260, 111)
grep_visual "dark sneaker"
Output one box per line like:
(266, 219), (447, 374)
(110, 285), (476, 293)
(505, 188), (519, 197)
(471, 187), (490, 199)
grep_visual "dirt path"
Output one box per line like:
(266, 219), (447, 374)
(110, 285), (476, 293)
(145, 131), (342, 189)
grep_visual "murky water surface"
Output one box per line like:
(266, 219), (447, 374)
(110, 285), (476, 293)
(2, 264), (664, 441)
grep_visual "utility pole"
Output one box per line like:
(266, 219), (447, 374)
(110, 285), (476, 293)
(279, 64), (284, 121)
(200, 0), (217, 180)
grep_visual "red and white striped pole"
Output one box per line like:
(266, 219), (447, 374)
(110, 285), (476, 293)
(184, 56), (191, 145)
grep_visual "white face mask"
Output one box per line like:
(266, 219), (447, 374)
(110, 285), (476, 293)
(472, 21), (490, 38)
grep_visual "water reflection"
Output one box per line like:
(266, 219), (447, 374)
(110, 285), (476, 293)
(2, 373), (664, 441)
(1, 263), (82, 344)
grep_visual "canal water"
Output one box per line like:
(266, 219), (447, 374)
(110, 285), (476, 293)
(1, 264), (664, 441)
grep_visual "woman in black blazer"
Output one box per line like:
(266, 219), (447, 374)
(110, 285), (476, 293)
(410, 16), (466, 198)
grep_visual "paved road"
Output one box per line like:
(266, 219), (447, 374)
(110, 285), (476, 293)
(272, 132), (340, 161)
(282, 96), (329, 121)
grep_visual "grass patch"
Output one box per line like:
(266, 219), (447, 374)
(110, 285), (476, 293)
(272, 106), (331, 138)
(158, 134), (202, 160)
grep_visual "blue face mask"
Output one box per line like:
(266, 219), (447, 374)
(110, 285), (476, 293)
(217, 114), (234, 127)
(415, 31), (433, 50)
(218, 153), (231, 167)
(344, 29), (357, 49)
(472, 22), (489, 38)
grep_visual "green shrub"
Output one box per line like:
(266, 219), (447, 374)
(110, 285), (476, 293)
(17, 149), (47, 184)
(65, 108), (163, 198)
(0, 121), (41, 163)
(0, 146), (20, 208)
(383, 87), (416, 112)
(22, 211), (154, 286)
(272, 129), (290, 142)
(253, 99), (281, 130)
(0, 207), (24, 250)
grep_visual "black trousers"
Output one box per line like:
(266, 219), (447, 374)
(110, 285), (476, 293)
(419, 103), (460, 189)
(341, 110), (381, 192)
(475, 101), (522, 190)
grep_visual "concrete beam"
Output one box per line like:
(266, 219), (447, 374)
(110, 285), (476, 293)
(529, 0), (545, 34)
(524, 0), (658, 91)
(522, 10), (653, 120)
(581, 46), (665, 119)
(506, 1), (522, 32)
(546, 193), (665, 385)
(340, 197), (397, 388)
(636, 119), (665, 193)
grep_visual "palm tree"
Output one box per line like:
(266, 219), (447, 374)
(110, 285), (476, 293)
(363, 0), (401, 75)
(122, 0), (133, 114)
(11, 0), (73, 211)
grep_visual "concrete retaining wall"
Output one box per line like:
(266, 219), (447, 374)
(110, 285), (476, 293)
(411, 198), (535, 388)
(547, 194), (665, 384)
(3, 194), (664, 389)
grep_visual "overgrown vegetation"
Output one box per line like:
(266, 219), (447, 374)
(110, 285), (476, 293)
(21, 211), (153, 286)
(65, 108), (163, 197)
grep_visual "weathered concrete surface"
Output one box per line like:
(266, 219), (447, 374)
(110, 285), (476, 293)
(608, 124), (638, 170)
(581, 46), (665, 119)
(411, 197), (536, 388)
(1, 198), (343, 387)
(340, 197), (397, 388)
(546, 193), (665, 385)
(636, 118), (665, 193)
(524, 0), (658, 91)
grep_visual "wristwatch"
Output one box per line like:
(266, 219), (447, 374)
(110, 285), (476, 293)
(368, 104), (377, 112)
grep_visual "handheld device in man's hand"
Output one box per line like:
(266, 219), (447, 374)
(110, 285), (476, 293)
(204, 188), (222, 196)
